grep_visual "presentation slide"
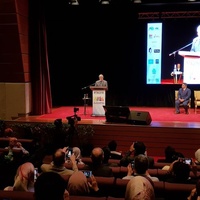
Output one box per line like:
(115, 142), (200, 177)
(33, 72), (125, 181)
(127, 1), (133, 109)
(146, 21), (200, 85)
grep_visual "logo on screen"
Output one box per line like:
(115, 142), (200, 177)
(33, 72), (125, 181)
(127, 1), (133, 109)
(154, 49), (160, 53)
(148, 59), (154, 64)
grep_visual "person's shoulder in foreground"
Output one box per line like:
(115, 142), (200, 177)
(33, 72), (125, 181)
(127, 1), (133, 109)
(125, 175), (155, 200)
(34, 171), (69, 200)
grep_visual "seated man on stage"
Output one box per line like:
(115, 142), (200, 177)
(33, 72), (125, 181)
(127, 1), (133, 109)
(175, 82), (191, 114)
(95, 74), (108, 88)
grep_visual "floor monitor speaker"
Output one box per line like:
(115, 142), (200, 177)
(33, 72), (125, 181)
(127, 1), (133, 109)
(128, 111), (152, 125)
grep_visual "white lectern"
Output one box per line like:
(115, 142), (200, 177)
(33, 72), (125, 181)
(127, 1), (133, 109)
(179, 51), (200, 84)
(90, 86), (108, 116)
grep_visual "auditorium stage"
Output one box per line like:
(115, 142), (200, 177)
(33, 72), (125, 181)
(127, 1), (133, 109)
(14, 106), (200, 128)
(13, 106), (200, 158)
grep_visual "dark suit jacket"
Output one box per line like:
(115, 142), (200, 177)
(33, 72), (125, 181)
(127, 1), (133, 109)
(178, 87), (191, 104)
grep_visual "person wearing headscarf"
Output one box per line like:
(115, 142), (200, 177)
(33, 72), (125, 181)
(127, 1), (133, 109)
(4, 162), (35, 192)
(195, 149), (200, 165)
(72, 147), (85, 165)
(125, 176), (155, 200)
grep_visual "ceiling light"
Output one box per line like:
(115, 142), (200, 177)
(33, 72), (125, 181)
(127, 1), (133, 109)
(69, 0), (79, 5)
(100, 0), (110, 4)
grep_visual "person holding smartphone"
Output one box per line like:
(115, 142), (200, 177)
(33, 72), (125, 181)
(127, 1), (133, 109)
(67, 171), (106, 197)
(122, 154), (159, 182)
(40, 148), (78, 176)
(165, 159), (198, 184)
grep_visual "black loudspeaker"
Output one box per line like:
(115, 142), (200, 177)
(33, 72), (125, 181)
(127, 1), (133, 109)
(128, 111), (152, 125)
(103, 106), (130, 123)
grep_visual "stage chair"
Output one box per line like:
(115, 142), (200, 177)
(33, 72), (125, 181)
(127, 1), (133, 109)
(175, 90), (191, 113)
(194, 90), (200, 113)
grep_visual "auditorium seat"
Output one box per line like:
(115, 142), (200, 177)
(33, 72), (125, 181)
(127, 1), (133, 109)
(113, 178), (129, 198)
(164, 182), (195, 200)
(42, 154), (52, 164)
(70, 196), (106, 200)
(81, 157), (92, 164)
(157, 169), (168, 181)
(119, 166), (128, 178)
(0, 190), (34, 200)
(93, 177), (116, 197)
(109, 167), (121, 178)
(106, 197), (125, 200)
(154, 162), (171, 169)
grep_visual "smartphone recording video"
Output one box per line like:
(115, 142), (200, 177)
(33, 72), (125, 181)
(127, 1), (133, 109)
(131, 160), (135, 168)
(183, 158), (192, 165)
(179, 157), (192, 165)
(34, 168), (38, 182)
(66, 148), (73, 158)
(83, 171), (92, 178)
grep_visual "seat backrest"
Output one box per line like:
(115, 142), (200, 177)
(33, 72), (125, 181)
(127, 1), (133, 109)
(70, 196), (106, 200)
(194, 90), (200, 100)
(0, 190), (34, 200)
(164, 182), (195, 200)
(175, 90), (178, 100)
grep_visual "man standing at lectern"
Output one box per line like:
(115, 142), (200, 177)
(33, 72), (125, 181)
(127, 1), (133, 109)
(191, 25), (200, 52)
(95, 74), (108, 88)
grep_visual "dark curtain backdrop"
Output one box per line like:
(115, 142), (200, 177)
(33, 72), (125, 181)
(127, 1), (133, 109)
(29, 0), (52, 115)
(29, 1), (200, 110)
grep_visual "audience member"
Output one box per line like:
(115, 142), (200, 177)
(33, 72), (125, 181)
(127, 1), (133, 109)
(40, 148), (78, 175)
(195, 149), (200, 165)
(67, 171), (90, 195)
(67, 171), (104, 196)
(120, 141), (154, 168)
(4, 162), (35, 192)
(84, 147), (113, 177)
(125, 175), (155, 200)
(102, 146), (119, 167)
(165, 159), (198, 184)
(65, 146), (85, 165)
(4, 127), (14, 137)
(72, 147), (85, 165)
(4, 137), (29, 161)
(157, 145), (185, 163)
(108, 140), (123, 160)
(187, 178), (200, 200)
(122, 154), (159, 182)
(34, 171), (69, 200)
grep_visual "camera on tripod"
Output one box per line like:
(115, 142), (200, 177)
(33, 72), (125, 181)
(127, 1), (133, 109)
(74, 107), (79, 114)
(66, 107), (81, 126)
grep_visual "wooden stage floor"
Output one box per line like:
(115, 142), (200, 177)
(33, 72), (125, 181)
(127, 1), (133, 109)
(10, 106), (200, 158)
(13, 106), (200, 128)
